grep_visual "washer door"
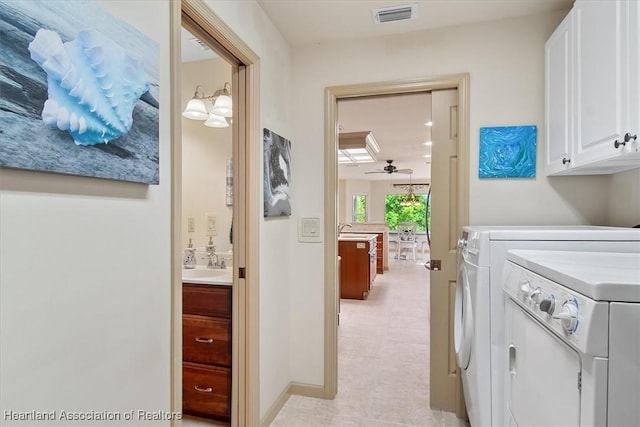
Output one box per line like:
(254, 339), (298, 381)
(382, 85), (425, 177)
(454, 253), (473, 369)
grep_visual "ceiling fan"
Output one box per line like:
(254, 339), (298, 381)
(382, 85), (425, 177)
(365, 160), (413, 175)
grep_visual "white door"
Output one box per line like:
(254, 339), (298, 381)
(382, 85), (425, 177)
(430, 88), (463, 413)
(506, 299), (581, 427)
(574, 0), (629, 164)
(545, 11), (573, 174)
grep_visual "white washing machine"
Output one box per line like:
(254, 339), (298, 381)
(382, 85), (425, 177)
(455, 226), (640, 427)
(503, 249), (640, 426)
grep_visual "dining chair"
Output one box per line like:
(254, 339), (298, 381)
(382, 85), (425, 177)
(396, 222), (418, 260)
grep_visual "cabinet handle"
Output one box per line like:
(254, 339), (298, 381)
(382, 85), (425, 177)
(194, 385), (213, 393)
(195, 337), (214, 344)
(614, 132), (638, 148)
(562, 157), (571, 165)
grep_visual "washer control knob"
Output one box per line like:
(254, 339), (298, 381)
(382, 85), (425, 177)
(539, 296), (555, 315)
(519, 280), (532, 296)
(553, 301), (579, 333)
(529, 287), (543, 304)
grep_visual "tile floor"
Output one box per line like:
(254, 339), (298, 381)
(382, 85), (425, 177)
(184, 255), (470, 427)
(269, 257), (469, 427)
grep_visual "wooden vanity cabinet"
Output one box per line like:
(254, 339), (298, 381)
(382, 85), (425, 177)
(182, 283), (232, 422)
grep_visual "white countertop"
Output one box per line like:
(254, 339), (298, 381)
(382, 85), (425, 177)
(507, 250), (640, 302)
(338, 233), (378, 242)
(182, 266), (232, 286)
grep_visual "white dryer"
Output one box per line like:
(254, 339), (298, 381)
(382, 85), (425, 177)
(503, 250), (640, 426)
(455, 226), (640, 427)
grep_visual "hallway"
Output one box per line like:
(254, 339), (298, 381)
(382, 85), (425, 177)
(269, 258), (469, 427)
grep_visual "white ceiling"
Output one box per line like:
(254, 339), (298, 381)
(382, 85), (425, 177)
(183, 1), (574, 182)
(256, 0), (573, 47)
(338, 93), (433, 182)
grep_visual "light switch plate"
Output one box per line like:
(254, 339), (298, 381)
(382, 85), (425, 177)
(205, 213), (217, 236)
(298, 217), (322, 243)
(187, 217), (195, 233)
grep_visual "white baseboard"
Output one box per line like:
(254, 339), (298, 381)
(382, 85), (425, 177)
(259, 382), (328, 427)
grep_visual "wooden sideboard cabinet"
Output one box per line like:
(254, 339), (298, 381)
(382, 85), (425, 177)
(182, 283), (232, 422)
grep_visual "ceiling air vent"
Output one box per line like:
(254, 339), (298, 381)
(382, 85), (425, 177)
(373, 3), (417, 24)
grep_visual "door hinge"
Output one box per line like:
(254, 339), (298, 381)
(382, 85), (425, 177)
(239, 267), (245, 279)
(578, 372), (582, 391)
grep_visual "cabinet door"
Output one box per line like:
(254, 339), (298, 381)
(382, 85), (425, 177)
(574, 0), (629, 164)
(545, 11), (573, 174)
(629, 0), (639, 146)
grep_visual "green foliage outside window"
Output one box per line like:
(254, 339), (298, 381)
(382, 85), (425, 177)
(352, 194), (367, 223)
(385, 194), (429, 231)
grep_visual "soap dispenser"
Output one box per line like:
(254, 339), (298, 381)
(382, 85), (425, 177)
(183, 238), (197, 269)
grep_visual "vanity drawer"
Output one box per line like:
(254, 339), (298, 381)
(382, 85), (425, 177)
(182, 362), (231, 420)
(183, 284), (231, 318)
(183, 315), (231, 366)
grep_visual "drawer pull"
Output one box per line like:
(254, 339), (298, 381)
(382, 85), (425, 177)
(194, 385), (214, 393)
(195, 337), (214, 344)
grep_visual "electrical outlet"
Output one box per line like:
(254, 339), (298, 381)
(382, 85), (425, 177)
(206, 213), (217, 236)
(187, 217), (195, 233)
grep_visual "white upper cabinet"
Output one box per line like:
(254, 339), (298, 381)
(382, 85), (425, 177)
(545, 0), (639, 175)
(545, 11), (573, 174)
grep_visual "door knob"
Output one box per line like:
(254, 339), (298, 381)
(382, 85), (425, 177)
(428, 259), (441, 271)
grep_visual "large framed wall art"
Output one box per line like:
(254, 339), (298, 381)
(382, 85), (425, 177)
(0, 0), (160, 184)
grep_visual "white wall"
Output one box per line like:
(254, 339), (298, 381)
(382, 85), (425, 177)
(201, 0), (294, 420)
(181, 58), (233, 257)
(607, 169), (640, 227)
(288, 10), (616, 386)
(0, 1), (172, 425)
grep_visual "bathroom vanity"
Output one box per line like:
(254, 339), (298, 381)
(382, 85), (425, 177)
(182, 270), (232, 422)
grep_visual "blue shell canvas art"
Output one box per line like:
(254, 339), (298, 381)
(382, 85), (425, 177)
(479, 125), (536, 178)
(0, 0), (159, 184)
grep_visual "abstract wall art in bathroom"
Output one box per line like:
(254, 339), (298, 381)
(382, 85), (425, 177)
(479, 125), (536, 178)
(263, 128), (292, 218)
(0, 0), (160, 184)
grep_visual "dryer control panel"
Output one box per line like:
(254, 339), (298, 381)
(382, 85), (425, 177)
(503, 260), (610, 357)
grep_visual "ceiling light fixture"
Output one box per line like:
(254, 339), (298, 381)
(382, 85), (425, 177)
(424, 141), (432, 146)
(338, 131), (381, 164)
(400, 173), (422, 207)
(424, 121), (433, 127)
(182, 82), (232, 128)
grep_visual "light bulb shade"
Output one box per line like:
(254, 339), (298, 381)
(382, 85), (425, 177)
(211, 94), (232, 117)
(182, 98), (208, 120)
(204, 113), (229, 128)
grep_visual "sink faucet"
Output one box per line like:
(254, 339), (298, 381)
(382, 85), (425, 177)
(338, 223), (353, 235)
(204, 236), (220, 269)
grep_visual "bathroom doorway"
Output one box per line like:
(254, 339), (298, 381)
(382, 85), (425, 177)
(171, 1), (260, 426)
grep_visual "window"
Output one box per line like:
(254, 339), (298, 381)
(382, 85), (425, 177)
(384, 194), (427, 231)
(352, 194), (367, 223)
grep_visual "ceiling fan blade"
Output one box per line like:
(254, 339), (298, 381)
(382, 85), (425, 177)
(364, 170), (385, 174)
(395, 169), (414, 174)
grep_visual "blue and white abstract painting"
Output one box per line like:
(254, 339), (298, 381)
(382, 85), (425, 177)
(479, 125), (536, 178)
(0, 0), (159, 184)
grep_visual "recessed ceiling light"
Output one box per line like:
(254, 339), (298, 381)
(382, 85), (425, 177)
(423, 141), (432, 146)
(424, 121), (433, 127)
(423, 154), (431, 158)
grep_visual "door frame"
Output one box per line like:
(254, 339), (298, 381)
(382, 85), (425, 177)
(323, 75), (470, 412)
(170, 1), (261, 426)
